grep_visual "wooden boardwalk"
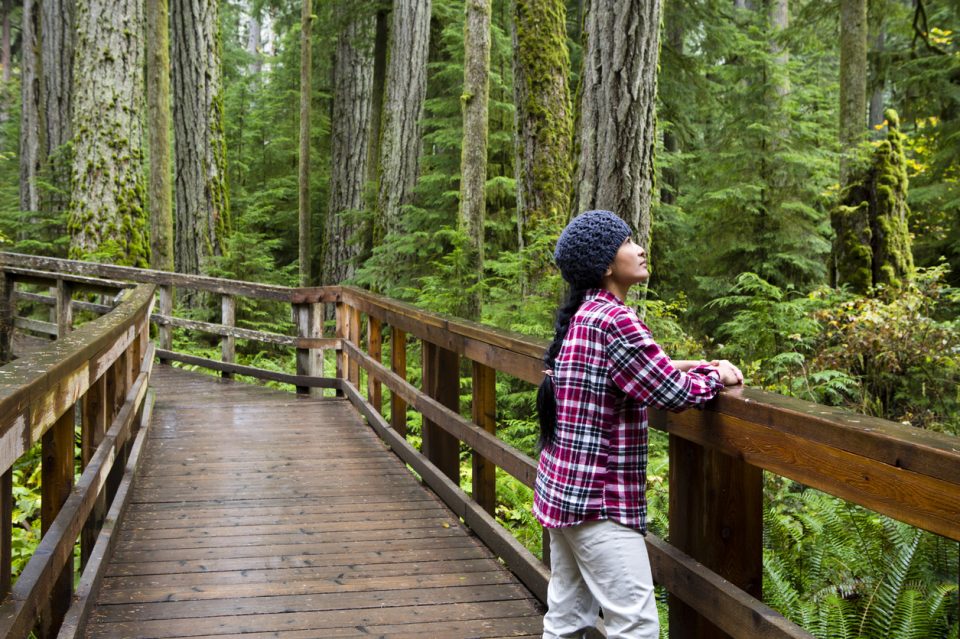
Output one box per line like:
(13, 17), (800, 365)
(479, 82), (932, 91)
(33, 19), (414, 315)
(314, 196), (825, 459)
(83, 365), (544, 638)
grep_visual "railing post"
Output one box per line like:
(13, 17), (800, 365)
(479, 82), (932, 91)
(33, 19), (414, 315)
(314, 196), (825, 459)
(294, 302), (314, 395)
(472, 362), (497, 515)
(367, 316), (382, 412)
(421, 341), (460, 483)
(80, 374), (108, 568)
(348, 306), (360, 389)
(222, 295), (236, 379)
(0, 272), (13, 364)
(668, 433), (763, 639)
(335, 301), (345, 397)
(38, 406), (75, 638)
(56, 280), (73, 337)
(0, 469), (10, 596)
(158, 285), (173, 363)
(391, 327), (407, 435)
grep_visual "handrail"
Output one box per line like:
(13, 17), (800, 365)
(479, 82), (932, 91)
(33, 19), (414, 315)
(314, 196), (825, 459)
(0, 278), (155, 638)
(0, 252), (957, 639)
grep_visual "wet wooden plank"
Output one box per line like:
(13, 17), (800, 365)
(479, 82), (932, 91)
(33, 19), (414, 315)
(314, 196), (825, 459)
(81, 366), (543, 638)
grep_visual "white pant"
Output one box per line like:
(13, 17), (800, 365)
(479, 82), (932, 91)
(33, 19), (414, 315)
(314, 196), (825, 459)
(543, 519), (659, 639)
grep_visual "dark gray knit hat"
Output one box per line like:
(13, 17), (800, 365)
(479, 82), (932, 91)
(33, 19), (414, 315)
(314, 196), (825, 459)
(554, 210), (631, 288)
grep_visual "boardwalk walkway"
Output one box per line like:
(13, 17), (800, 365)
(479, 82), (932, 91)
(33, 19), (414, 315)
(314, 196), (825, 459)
(82, 365), (544, 638)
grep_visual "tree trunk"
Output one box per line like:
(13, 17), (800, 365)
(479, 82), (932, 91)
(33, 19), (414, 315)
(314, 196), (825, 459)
(868, 18), (886, 131)
(660, 4), (683, 207)
(323, 4), (374, 285)
(147, 0), (173, 271)
(299, 0), (311, 286)
(769, 0), (789, 99)
(459, 0), (491, 320)
(574, 0), (662, 249)
(172, 0), (229, 277)
(40, 0), (74, 216)
(247, 14), (262, 75)
(832, 0), (869, 289)
(1, 0), (10, 85)
(68, 0), (149, 266)
(19, 0), (40, 216)
(513, 0), (573, 296)
(377, 0), (430, 236)
(838, 0), (867, 187)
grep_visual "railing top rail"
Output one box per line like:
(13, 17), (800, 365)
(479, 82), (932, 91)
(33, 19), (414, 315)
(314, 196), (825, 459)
(0, 283), (155, 473)
(2, 252), (957, 534)
(0, 252), (300, 302)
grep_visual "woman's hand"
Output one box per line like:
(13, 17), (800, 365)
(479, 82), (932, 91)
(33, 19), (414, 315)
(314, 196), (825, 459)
(710, 359), (743, 385)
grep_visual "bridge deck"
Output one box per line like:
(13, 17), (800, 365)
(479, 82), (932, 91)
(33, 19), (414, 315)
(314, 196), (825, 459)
(83, 365), (543, 638)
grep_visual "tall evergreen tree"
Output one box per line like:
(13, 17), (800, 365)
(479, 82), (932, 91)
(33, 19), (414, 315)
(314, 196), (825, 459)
(40, 0), (74, 220)
(458, 0), (491, 319)
(172, 0), (229, 276)
(323, 3), (374, 285)
(67, 0), (148, 266)
(377, 0), (430, 237)
(513, 0), (572, 297)
(147, 0), (173, 270)
(574, 0), (662, 247)
(18, 0), (38, 217)
(299, 0), (311, 286)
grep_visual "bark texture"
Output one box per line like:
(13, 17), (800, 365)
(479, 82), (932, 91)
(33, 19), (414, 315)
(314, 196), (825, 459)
(19, 0), (40, 215)
(299, 0), (311, 286)
(832, 109), (914, 293)
(40, 0), (75, 171)
(147, 0), (173, 270)
(768, 0), (789, 99)
(574, 0), (662, 249)
(323, 5), (374, 285)
(1, 0), (10, 85)
(377, 0), (430, 235)
(838, 0), (867, 187)
(172, 0), (229, 276)
(67, 0), (149, 266)
(459, 0), (491, 320)
(513, 0), (573, 292)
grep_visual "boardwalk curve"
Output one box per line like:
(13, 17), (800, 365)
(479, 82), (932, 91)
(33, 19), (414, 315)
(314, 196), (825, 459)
(82, 365), (543, 638)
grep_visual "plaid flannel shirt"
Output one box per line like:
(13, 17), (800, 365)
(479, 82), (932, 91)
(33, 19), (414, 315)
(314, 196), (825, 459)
(534, 289), (723, 532)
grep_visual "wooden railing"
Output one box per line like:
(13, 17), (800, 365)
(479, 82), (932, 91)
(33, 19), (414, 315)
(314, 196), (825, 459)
(0, 262), (155, 639)
(0, 252), (958, 639)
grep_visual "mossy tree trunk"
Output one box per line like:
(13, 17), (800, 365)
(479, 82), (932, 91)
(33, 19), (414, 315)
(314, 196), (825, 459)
(459, 0), (491, 321)
(67, 0), (149, 266)
(299, 0), (311, 286)
(838, 0), (867, 187)
(513, 0), (573, 298)
(172, 0), (229, 277)
(377, 0), (430, 238)
(18, 0), (40, 217)
(322, 3), (374, 285)
(147, 0), (173, 271)
(574, 0), (662, 249)
(40, 0), (75, 220)
(832, 110), (914, 294)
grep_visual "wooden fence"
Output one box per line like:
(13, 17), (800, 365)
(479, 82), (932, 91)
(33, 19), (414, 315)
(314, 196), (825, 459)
(0, 251), (957, 639)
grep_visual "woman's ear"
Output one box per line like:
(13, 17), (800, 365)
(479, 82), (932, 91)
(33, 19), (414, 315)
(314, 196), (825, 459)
(603, 266), (613, 277)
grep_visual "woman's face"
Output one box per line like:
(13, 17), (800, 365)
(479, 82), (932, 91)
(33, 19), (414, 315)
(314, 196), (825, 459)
(604, 237), (649, 287)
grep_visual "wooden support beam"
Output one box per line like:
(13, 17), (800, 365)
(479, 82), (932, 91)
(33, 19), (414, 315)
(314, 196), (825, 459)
(294, 303), (315, 395)
(221, 295), (236, 379)
(347, 306), (360, 388)
(56, 280), (73, 338)
(0, 469), (10, 596)
(367, 316), (382, 412)
(0, 273), (13, 364)
(390, 327), (407, 436)
(38, 406), (75, 638)
(669, 435), (763, 639)
(421, 341), (461, 484)
(80, 375), (108, 568)
(158, 285), (172, 363)
(472, 362), (497, 516)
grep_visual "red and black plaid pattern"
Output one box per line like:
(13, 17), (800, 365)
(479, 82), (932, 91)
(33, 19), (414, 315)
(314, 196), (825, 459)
(534, 289), (723, 532)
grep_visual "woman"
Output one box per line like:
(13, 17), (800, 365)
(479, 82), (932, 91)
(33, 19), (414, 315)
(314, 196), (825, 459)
(535, 210), (742, 638)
